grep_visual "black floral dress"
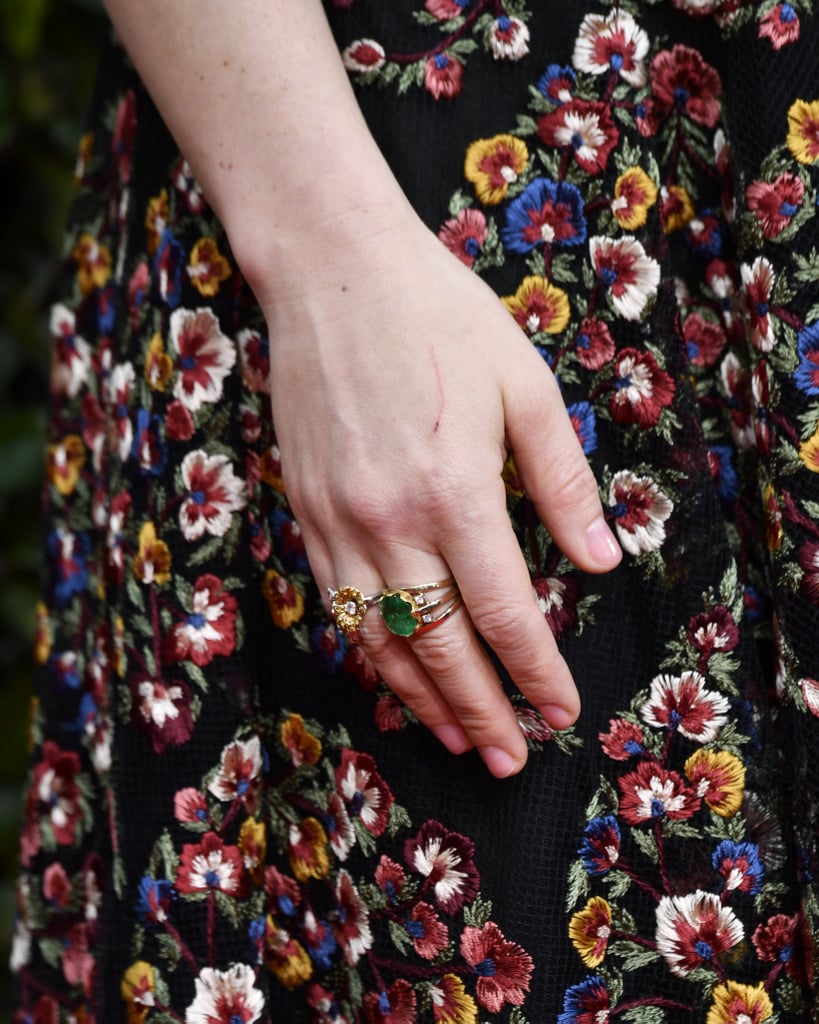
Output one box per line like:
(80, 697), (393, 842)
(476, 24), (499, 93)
(12, 1), (819, 1022)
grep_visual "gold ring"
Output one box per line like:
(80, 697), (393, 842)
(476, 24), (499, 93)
(329, 577), (461, 641)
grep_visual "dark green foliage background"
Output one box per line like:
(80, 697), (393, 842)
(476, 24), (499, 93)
(1, 0), (105, 1012)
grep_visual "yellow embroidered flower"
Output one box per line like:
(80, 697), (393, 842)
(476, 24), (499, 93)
(464, 133), (529, 205)
(706, 981), (773, 1024)
(133, 521), (171, 585)
(799, 424), (819, 472)
(288, 817), (330, 881)
(239, 818), (267, 884)
(430, 973), (478, 1024)
(260, 445), (285, 492)
(265, 918), (313, 989)
(612, 166), (658, 230)
(763, 482), (783, 551)
(685, 748), (745, 818)
(263, 569), (305, 628)
(502, 275), (570, 336)
(72, 233), (112, 294)
(47, 434), (86, 496)
(661, 184), (695, 233)
(187, 237), (232, 296)
(75, 131), (93, 182)
(145, 189), (168, 255)
(113, 614), (126, 677)
(569, 896), (612, 967)
(787, 98), (819, 164)
(144, 332), (173, 391)
(34, 601), (51, 665)
(120, 960), (156, 1024)
(281, 713), (322, 766)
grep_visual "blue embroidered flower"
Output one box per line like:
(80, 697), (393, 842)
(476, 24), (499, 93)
(136, 876), (176, 926)
(795, 323), (819, 395)
(707, 445), (739, 502)
(131, 408), (166, 476)
(578, 816), (620, 876)
(558, 975), (610, 1024)
(501, 178), (586, 253)
(537, 64), (576, 104)
(567, 401), (597, 455)
(153, 228), (185, 308)
(712, 840), (765, 894)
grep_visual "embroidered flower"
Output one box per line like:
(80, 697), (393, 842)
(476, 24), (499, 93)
(460, 921), (533, 1013)
(557, 975), (610, 1024)
(50, 303), (90, 398)
(618, 762), (700, 824)
(405, 820), (480, 913)
(185, 964), (264, 1024)
(538, 100), (619, 175)
(187, 237), (231, 296)
(752, 914), (803, 979)
(425, 0), (467, 20)
(464, 134), (528, 205)
(133, 678), (195, 752)
(332, 869), (372, 965)
(179, 450), (247, 541)
(573, 10), (649, 87)
(502, 178), (586, 252)
(121, 960), (156, 1022)
(165, 573), (238, 666)
(363, 979), (416, 1024)
(502, 275), (571, 335)
(655, 891), (744, 976)
(683, 311), (727, 367)
(705, 981), (773, 1024)
(650, 45), (722, 128)
(486, 16), (529, 61)
(136, 876), (175, 926)
(599, 718), (645, 760)
(574, 316), (615, 370)
(787, 98), (819, 164)
(424, 53), (463, 101)
(335, 749), (394, 836)
(611, 166), (658, 230)
(438, 208), (488, 268)
(169, 307), (236, 411)
(288, 818), (330, 881)
(568, 897), (611, 967)
(641, 671), (729, 742)
(177, 832), (248, 897)
(759, 4), (800, 49)
(741, 256), (776, 351)
(533, 573), (581, 638)
(281, 713), (322, 767)
(403, 901), (449, 960)
(685, 748), (745, 816)
(46, 435), (86, 497)
(208, 735), (263, 811)
(608, 469), (673, 556)
(578, 815), (620, 875)
(712, 839), (765, 894)
(537, 64), (576, 104)
(687, 605), (739, 657)
(746, 172), (804, 238)
(264, 920), (313, 990)
(591, 237), (660, 320)
(430, 974), (477, 1024)
(71, 232), (112, 295)
(173, 157), (207, 213)
(133, 521), (171, 585)
(661, 184), (696, 232)
(342, 39), (386, 73)
(262, 569), (305, 628)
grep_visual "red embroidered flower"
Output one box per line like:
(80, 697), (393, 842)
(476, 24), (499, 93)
(599, 718), (645, 760)
(759, 4), (800, 49)
(591, 238), (660, 321)
(27, 741), (82, 848)
(538, 100), (619, 175)
(112, 89), (137, 182)
(574, 316), (615, 370)
(405, 820), (480, 913)
(533, 574), (580, 638)
(655, 891), (743, 977)
(641, 671), (729, 742)
(460, 921), (533, 1013)
(364, 979), (416, 1024)
(683, 311), (727, 367)
(687, 605), (739, 658)
(404, 902), (449, 960)
(332, 869), (372, 965)
(424, 53), (463, 100)
(132, 678), (195, 753)
(165, 573), (238, 667)
(650, 45), (722, 128)
(208, 736), (263, 811)
(177, 832), (248, 897)
(174, 787), (209, 825)
(618, 762), (700, 824)
(342, 38), (386, 72)
(335, 750), (394, 836)
(746, 173), (804, 238)
(170, 307), (236, 411)
(741, 256), (776, 351)
(437, 208), (488, 268)
(237, 328), (270, 394)
(753, 914), (806, 982)
(609, 348), (674, 427)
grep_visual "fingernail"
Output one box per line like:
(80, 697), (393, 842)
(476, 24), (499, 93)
(480, 746), (523, 778)
(433, 724), (472, 755)
(586, 517), (622, 566)
(541, 704), (578, 730)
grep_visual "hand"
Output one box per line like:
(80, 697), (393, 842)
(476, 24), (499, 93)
(263, 207), (621, 777)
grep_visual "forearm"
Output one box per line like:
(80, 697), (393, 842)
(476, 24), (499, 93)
(101, 0), (413, 302)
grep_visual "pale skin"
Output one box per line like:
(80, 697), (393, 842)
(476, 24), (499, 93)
(103, 0), (622, 777)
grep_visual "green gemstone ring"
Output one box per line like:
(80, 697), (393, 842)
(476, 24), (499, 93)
(329, 577), (461, 641)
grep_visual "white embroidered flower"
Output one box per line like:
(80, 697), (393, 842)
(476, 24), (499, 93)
(641, 671), (730, 742)
(186, 964), (264, 1024)
(590, 235), (660, 320)
(573, 9), (649, 86)
(487, 16), (530, 60)
(342, 38), (386, 73)
(49, 303), (90, 398)
(608, 469), (673, 556)
(170, 307), (236, 411)
(656, 892), (744, 977)
(179, 450), (246, 541)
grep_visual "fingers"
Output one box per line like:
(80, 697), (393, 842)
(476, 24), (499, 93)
(504, 347), (622, 574)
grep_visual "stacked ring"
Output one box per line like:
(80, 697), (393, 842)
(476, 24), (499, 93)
(328, 577), (462, 641)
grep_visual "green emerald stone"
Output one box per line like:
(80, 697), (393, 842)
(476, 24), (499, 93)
(379, 591), (419, 637)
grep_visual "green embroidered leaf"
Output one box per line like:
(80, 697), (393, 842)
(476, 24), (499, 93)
(388, 917), (412, 956)
(566, 858), (590, 911)
(388, 801), (412, 835)
(630, 826), (658, 860)
(155, 931), (182, 971)
(605, 869), (632, 900)
(463, 893), (493, 928)
(39, 936), (64, 970)
(609, 939), (661, 972)
(621, 1006), (667, 1024)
